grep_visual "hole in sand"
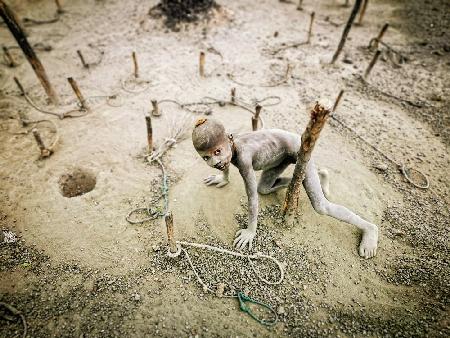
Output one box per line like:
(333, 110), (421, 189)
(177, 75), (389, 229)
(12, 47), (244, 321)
(59, 168), (96, 198)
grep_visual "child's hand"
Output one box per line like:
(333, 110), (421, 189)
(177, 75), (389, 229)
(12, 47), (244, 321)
(233, 228), (255, 250)
(203, 174), (229, 188)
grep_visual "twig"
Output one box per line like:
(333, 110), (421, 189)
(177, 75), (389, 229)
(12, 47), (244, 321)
(199, 51), (205, 77)
(283, 103), (330, 215)
(2, 45), (16, 66)
(357, 0), (369, 25)
(307, 12), (315, 44)
(165, 212), (177, 253)
(145, 115), (153, 155)
(252, 105), (262, 131)
(330, 0), (363, 64)
(364, 50), (381, 79)
(0, 0), (59, 104)
(132, 51), (139, 78)
(67, 77), (91, 113)
(76, 50), (88, 68)
(151, 100), (161, 117)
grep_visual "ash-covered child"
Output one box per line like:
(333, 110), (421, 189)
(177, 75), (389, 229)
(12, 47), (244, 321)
(192, 118), (378, 259)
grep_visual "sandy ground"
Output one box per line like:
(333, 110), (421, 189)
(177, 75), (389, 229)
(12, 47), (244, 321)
(0, 0), (449, 337)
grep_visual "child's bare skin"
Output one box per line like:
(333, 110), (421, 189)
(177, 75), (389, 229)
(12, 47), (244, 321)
(192, 118), (378, 259)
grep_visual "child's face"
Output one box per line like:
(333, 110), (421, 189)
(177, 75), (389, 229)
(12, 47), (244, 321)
(196, 139), (232, 171)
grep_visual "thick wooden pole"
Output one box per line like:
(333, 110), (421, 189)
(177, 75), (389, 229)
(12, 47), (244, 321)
(282, 103), (330, 215)
(165, 212), (177, 253)
(330, 0), (363, 64)
(0, 1), (59, 104)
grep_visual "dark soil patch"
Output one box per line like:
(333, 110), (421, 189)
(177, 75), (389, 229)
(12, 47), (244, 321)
(58, 168), (96, 198)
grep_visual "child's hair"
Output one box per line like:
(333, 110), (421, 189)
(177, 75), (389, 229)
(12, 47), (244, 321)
(192, 118), (227, 151)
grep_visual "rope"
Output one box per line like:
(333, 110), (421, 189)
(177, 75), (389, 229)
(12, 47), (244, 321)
(169, 241), (283, 326)
(331, 114), (429, 189)
(226, 63), (292, 88)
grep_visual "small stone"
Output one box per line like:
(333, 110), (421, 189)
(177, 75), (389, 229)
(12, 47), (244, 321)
(374, 163), (388, 171)
(277, 306), (285, 315)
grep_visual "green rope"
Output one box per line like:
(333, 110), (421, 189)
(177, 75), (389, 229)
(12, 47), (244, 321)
(237, 292), (278, 326)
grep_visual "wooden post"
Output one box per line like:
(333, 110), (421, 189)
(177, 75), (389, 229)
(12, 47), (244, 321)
(145, 115), (153, 155)
(370, 23), (389, 49)
(358, 0), (369, 25)
(32, 128), (51, 158)
(165, 212), (177, 253)
(307, 12), (315, 43)
(282, 103), (330, 215)
(2, 46), (16, 67)
(199, 51), (205, 77)
(55, 0), (64, 14)
(297, 0), (303, 10)
(132, 51), (139, 78)
(76, 50), (88, 68)
(67, 77), (91, 113)
(364, 50), (381, 79)
(231, 87), (236, 103)
(0, 0), (59, 104)
(330, 0), (363, 64)
(151, 100), (160, 117)
(332, 89), (344, 112)
(252, 105), (262, 131)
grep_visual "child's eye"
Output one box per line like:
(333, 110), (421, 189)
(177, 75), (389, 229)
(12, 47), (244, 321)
(203, 156), (209, 161)
(214, 149), (221, 156)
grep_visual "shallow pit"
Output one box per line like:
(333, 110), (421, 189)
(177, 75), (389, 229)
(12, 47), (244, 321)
(58, 168), (96, 198)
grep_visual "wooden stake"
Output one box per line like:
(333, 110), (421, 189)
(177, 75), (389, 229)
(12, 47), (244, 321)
(231, 87), (236, 103)
(364, 50), (381, 79)
(307, 12), (315, 44)
(252, 105), (262, 131)
(67, 77), (91, 113)
(32, 128), (51, 158)
(145, 115), (153, 155)
(297, 0), (303, 11)
(2, 46), (16, 67)
(282, 103), (330, 215)
(344, 0), (349, 7)
(358, 0), (369, 25)
(332, 89), (344, 112)
(199, 51), (205, 77)
(371, 23), (389, 49)
(330, 0), (363, 64)
(76, 50), (88, 68)
(132, 51), (139, 78)
(165, 212), (177, 253)
(151, 100), (160, 117)
(55, 0), (64, 14)
(0, 1), (59, 104)
(13, 76), (26, 96)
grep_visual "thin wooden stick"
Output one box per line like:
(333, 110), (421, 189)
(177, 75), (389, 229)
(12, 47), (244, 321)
(0, 1), (59, 104)
(32, 128), (52, 158)
(282, 103), (330, 215)
(151, 100), (160, 117)
(76, 50), (88, 68)
(231, 87), (236, 103)
(145, 115), (153, 155)
(364, 50), (381, 79)
(165, 212), (177, 253)
(358, 0), (369, 25)
(13, 76), (26, 95)
(252, 105), (262, 131)
(132, 51), (139, 78)
(370, 23), (389, 49)
(2, 46), (16, 67)
(330, 0), (363, 64)
(307, 12), (315, 43)
(67, 77), (91, 113)
(332, 89), (344, 112)
(199, 51), (205, 77)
